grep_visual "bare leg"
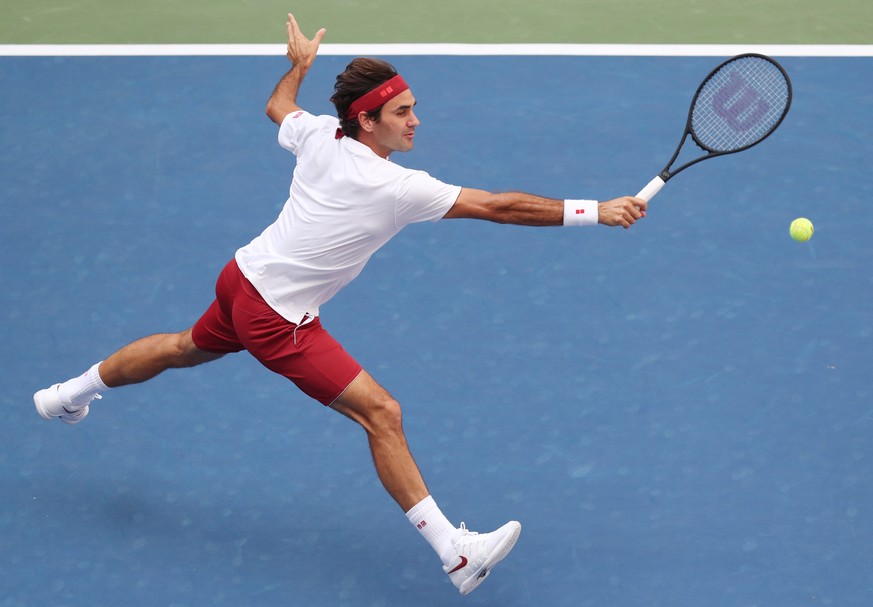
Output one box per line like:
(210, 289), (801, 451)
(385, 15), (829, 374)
(99, 328), (224, 388)
(330, 370), (429, 512)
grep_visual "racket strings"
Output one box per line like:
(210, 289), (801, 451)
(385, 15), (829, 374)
(691, 56), (790, 153)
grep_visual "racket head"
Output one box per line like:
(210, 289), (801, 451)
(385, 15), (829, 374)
(688, 53), (792, 154)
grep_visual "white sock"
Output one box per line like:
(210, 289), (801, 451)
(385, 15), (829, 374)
(406, 495), (458, 565)
(57, 362), (110, 407)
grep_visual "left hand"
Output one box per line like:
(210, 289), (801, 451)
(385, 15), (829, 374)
(598, 196), (648, 229)
(285, 13), (326, 72)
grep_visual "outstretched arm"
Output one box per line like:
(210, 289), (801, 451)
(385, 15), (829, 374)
(265, 13), (326, 125)
(444, 188), (647, 229)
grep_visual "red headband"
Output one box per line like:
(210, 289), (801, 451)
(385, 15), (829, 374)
(346, 75), (409, 120)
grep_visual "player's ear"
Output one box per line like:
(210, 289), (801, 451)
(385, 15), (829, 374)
(357, 112), (376, 133)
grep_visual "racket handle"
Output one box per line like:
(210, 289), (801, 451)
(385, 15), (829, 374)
(636, 176), (666, 202)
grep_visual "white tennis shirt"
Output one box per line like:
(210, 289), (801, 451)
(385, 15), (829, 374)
(235, 110), (462, 325)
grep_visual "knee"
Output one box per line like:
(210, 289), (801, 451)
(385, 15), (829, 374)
(331, 373), (405, 437)
(171, 329), (220, 367)
(363, 394), (404, 436)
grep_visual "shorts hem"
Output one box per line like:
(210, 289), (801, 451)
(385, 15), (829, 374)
(326, 368), (365, 407)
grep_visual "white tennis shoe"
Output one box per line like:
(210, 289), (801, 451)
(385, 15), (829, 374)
(443, 520), (521, 595)
(34, 384), (95, 424)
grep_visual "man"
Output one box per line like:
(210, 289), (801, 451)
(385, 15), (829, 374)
(34, 13), (647, 595)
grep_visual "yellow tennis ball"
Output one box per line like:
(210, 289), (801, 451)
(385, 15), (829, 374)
(790, 217), (814, 242)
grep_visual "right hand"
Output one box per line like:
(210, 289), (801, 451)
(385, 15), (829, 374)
(598, 196), (648, 229)
(285, 13), (326, 71)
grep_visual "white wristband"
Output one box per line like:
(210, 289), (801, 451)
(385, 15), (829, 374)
(563, 199), (599, 227)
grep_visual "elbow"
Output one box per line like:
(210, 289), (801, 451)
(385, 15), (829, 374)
(265, 101), (283, 125)
(450, 208), (510, 224)
(445, 188), (500, 222)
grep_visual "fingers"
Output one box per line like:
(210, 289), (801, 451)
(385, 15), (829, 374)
(287, 13), (297, 40)
(287, 12), (299, 33)
(625, 196), (647, 227)
(286, 14), (297, 54)
(287, 13), (326, 45)
(602, 196), (648, 229)
(285, 14), (326, 66)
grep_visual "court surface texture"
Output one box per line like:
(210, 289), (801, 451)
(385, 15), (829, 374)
(2, 8), (873, 607)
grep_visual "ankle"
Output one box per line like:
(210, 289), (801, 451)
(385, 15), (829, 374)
(406, 495), (458, 564)
(57, 362), (109, 406)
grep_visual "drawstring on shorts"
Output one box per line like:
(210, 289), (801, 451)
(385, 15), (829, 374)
(293, 313), (316, 345)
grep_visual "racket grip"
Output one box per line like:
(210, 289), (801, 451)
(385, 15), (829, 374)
(636, 176), (666, 202)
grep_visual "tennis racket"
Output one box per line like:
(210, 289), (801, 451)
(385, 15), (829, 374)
(637, 53), (792, 202)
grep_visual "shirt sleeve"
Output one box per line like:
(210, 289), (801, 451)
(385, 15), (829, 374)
(277, 111), (340, 156)
(395, 170), (462, 226)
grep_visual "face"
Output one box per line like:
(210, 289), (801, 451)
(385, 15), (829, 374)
(361, 89), (420, 158)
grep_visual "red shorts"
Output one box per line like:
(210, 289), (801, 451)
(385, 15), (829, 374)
(191, 259), (362, 405)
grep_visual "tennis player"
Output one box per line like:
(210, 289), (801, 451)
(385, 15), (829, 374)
(34, 13), (647, 595)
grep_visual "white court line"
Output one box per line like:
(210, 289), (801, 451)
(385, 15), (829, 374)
(0, 43), (872, 57)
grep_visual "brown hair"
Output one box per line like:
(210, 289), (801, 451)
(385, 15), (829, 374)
(330, 58), (398, 139)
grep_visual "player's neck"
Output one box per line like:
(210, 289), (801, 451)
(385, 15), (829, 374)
(357, 132), (392, 159)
